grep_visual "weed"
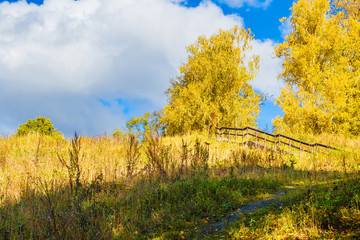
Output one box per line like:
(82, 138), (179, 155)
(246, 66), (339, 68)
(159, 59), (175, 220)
(191, 138), (209, 170)
(36, 177), (59, 236)
(0, 132), (358, 239)
(145, 134), (170, 179)
(283, 157), (296, 170)
(124, 134), (141, 179)
(33, 135), (42, 166)
(58, 132), (84, 195)
(179, 138), (191, 175)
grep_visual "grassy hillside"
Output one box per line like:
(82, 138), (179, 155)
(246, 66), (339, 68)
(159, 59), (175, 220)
(0, 132), (359, 239)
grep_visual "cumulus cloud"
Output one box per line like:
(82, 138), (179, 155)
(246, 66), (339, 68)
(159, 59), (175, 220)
(0, 0), (281, 136)
(217, 0), (273, 8)
(250, 39), (284, 98)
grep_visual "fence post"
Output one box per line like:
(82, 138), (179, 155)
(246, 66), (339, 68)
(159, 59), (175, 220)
(289, 139), (291, 153)
(228, 129), (230, 142)
(278, 135), (281, 151)
(235, 130), (237, 143)
(246, 128), (249, 146)
(299, 142), (302, 160)
(242, 129), (244, 145)
(255, 131), (258, 148)
(274, 135), (277, 151)
(264, 133), (267, 150)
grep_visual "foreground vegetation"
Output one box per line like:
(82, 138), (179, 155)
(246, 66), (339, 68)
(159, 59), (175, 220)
(226, 178), (360, 239)
(1, 0), (359, 238)
(0, 132), (359, 239)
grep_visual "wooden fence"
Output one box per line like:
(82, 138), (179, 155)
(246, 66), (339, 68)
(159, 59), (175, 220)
(210, 126), (337, 158)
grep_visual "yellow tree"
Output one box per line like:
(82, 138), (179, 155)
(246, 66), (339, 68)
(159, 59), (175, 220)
(161, 26), (263, 135)
(273, 0), (360, 135)
(334, 0), (360, 18)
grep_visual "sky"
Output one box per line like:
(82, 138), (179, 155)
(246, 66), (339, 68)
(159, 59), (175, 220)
(0, 0), (294, 136)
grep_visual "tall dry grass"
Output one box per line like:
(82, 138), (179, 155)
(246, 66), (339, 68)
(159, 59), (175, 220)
(1, 131), (358, 203)
(0, 131), (358, 239)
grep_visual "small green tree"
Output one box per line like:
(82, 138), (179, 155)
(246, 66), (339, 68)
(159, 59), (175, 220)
(126, 111), (165, 135)
(16, 117), (60, 136)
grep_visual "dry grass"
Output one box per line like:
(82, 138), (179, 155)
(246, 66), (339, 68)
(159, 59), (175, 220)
(0, 131), (359, 239)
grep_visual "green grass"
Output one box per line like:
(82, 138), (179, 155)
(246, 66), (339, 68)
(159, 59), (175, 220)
(119, 176), (282, 239)
(0, 172), (284, 239)
(220, 177), (360, 239)
(0, 132), (359, 239)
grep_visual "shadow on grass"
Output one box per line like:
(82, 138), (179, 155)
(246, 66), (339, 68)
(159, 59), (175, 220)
(210, 175), (360, 240)
(0, 165), (355, 240)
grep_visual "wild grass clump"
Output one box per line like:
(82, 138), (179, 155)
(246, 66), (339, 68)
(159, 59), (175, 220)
(191, 138), (210, 170)
(0, 131), (358, 239)
(116, 175), (282, 239)
(227, 177), (360, 239)
(58, 133), (84, 195)
(124, 134), (141, 180)
(145, 134), (172, 179)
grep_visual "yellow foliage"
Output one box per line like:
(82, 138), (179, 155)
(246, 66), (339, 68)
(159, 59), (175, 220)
(274, 0), (360, 136)
(161, 26), (262, 135)
(334, 0), (360, 19)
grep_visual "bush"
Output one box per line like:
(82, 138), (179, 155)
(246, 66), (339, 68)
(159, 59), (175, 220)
(16, 116), (60, 136)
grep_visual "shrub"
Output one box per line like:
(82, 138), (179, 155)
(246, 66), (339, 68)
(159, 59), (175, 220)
(16, 116), (60, 137)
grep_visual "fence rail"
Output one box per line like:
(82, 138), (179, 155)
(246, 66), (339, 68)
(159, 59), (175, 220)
(210, 126), (337, 158)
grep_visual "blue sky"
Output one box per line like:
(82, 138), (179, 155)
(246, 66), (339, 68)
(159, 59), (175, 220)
(182, 0), (292, 42)
(0, 0), (293, 136)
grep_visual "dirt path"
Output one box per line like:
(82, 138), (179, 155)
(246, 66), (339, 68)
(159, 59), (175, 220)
(200, 188), (294, 237)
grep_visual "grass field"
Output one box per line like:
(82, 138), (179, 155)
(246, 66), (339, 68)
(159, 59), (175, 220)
(0, 132), (359, 239)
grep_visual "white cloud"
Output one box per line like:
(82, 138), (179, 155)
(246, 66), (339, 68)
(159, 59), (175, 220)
(0, 0), (282, 136)
(217, 0), (273, 8)
(0, 0), (244, 136)
(250, 39), (284, 98)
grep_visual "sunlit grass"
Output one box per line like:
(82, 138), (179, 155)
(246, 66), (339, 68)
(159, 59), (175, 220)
(0, 132), (359, 239)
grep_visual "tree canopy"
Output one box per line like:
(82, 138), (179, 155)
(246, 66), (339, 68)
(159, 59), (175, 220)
(273, 0), (360, 135)
(16, 117), (60, 136)
(125, 111), (164, 136)
(161, 25), (263, 135)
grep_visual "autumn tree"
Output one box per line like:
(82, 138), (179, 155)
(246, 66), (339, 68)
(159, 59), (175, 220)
(273, 0), (360, 135)
(122, 111), (165, 138)
(333, 0), (360, 18)
(16, 116), (61, 136)
(161, 26), (263, 135)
